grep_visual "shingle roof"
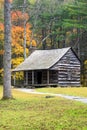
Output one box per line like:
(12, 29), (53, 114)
(13, 47), (71, 71)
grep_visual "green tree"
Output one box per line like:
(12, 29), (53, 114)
(28, 0), (66, 49)
(62, 0), (87, 85)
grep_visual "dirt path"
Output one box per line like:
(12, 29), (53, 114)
(16, 88), (87, 104)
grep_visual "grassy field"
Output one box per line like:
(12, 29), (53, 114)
(36, 87), (87, 97)
(0, 86), (87, 130)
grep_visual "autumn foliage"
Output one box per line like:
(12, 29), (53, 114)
(12, 23), (32, 68)
(11, 11), (29, 26)
(0, 10), (36, 82)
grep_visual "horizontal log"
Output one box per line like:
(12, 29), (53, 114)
(58, 78), (80, 80)
(58, 63), (80, 66)
(58, 81), (80, 84)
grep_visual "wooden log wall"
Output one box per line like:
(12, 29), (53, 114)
(49, 70), (58, 84)
(50, 49), (80, 86)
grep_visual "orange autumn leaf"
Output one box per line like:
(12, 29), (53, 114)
(8, 0), (13, 3)
(11, 11), (29, 26)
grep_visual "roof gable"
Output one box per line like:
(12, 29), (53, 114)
(13, 47), (75, 71)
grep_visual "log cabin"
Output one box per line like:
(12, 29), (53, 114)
(13, 47), (81, 87)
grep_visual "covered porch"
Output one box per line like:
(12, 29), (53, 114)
(13, 70), (58, 87)
(24, 70), (58, 87)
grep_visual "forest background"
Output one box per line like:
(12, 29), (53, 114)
(0, 0), (87, 86)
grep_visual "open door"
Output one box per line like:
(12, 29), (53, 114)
(37, 71), (42, 84)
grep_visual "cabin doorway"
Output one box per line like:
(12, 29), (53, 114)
(37, 71), (42, 84)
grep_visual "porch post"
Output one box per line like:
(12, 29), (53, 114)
(32, 70), (34, 85)
(13, 72), (16, 86)
(47, 70), (49, 85)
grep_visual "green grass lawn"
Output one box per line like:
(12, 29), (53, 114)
(0, 86), (87, 130)
(36, 87), (87, 97)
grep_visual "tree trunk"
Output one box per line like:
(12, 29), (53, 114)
(23, 0), (27, 60)
(3, 0), (12, 99)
